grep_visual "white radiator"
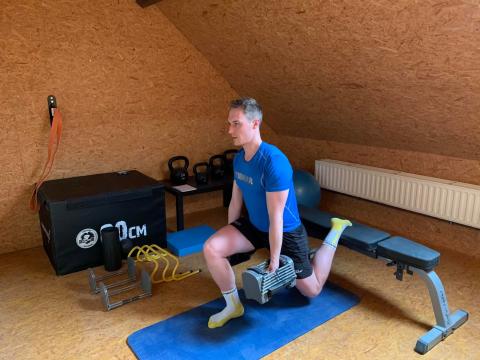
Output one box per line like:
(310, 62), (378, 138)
(315, 159), (480, 229)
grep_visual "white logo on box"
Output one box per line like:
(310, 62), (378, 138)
(76, 228), (98, 249)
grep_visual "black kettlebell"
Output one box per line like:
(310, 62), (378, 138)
(223, 149), (238, 177)
(168, 155), (189, 185)
(209, 154), (225, 180)
(193, 162), (209, 185)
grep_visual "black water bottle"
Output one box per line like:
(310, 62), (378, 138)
(101, 226), (122, 271)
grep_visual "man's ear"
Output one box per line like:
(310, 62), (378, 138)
(252, 119), (260, 129)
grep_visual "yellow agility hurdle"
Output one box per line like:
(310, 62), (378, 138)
(128, 244), (200, 284)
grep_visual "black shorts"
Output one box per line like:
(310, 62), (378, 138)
(230, 217), (313, 279)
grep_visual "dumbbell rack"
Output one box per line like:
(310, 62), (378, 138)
(99, 269), (152, 311)
(88, 257), (152, 311)
(88, 257), (137, 294)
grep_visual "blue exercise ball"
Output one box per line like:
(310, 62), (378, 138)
(293, 169), (321, 208)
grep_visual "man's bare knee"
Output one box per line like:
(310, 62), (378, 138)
(203, 225), (254, 260)
(203, 236), (224, 259)
(296, 276), (323, 298)
(299, 286), (321, 298)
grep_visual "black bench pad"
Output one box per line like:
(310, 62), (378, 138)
(299, 206), (440, 271)
(376, 236), (440, 272)
(299, 205), (390, 256)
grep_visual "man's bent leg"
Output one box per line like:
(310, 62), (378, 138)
(203, 225), (255, 328)
(296, 218), (352, 298)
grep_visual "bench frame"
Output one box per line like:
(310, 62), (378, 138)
(301, 209), (469, 355)
(409, 267), (468, 354)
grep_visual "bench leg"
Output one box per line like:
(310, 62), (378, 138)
(410, 268), (469, 354)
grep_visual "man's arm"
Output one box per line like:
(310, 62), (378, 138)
(228, 181), (243, 224)
(266, 189), (289, 272)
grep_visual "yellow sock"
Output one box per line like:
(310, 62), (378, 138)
(331, 218), (353, 231)
(323, 218), (352, 249)
(208, 302), (244, 329)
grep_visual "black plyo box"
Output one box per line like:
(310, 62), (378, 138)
(37, 170), (166, 275)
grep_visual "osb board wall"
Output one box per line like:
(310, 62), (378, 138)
(0, 0), (278, 255)
(280, 135), (480, 258)
(157, 0), (480, 160)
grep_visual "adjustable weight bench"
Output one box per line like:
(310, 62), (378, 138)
(299, 205), (468, 355)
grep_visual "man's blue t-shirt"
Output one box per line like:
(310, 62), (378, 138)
(233, 142), (301, 232)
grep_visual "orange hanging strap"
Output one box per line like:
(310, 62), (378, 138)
(30, 109), (63, 211)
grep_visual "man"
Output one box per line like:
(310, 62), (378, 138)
(203, 97), (351, 329)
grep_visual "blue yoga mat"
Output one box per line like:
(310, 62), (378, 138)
(127, 283), (359, 360)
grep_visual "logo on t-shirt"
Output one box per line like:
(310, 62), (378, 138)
(235, 171), (253, 185)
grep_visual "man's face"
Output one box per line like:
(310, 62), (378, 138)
(227, 108), (258, 146)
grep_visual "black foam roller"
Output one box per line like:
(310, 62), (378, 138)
(101, 227), (122, 272)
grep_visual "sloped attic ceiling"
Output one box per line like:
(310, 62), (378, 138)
(157, 0), (480, 160)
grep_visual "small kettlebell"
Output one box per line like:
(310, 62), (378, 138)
(193, 162), (209, 185)
(209, 154), (225, 180)
(223, 149), (238, 177)
(168, 155), (189, 185)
